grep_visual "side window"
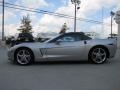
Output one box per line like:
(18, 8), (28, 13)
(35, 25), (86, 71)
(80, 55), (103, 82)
(49, 33), (83, 43)
(81, 35), (92, 40)
(59, 36), (75, 42)
(57, 34), (81, 42)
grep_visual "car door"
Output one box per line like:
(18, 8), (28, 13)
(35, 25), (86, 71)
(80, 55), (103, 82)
(45, 34), (85, 61)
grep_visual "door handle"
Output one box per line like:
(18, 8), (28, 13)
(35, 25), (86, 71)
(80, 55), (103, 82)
(84, 41), (87, 44)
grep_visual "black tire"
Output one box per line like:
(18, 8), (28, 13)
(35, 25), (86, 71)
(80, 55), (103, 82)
(14, 48), (34, 65)
(89, 47), (107, 64)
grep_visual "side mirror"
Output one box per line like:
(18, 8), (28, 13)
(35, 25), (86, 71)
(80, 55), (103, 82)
(55, 39), (63, 45)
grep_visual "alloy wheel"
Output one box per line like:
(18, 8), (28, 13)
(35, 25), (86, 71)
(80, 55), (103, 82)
(91, 48), (107, 64)
(16, 49), (31, 65)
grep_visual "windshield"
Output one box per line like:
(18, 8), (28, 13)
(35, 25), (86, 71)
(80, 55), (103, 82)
(44, 34), (61, 43)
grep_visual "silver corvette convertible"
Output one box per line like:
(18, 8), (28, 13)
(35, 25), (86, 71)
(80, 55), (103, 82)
(8, 32), (117, 65)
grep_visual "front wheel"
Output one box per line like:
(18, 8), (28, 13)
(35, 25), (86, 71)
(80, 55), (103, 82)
(89, 47), (107, 64)
(14, 48), (34, 65)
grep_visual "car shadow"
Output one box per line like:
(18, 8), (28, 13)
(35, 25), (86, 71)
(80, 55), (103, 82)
(34, 60), (92, 66)
(8, 60), (111, 66)
(32, 59), (112, 66)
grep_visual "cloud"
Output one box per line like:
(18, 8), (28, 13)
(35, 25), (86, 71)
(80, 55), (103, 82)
(103, 17), (117, 37)
(33, 1), (86, 35)
(15, 0), (48, 9)
(90, 16), (117, 38)
(80, 0), (120, 14)
(0, 10), (16, 21)
(33, 0), (120, 38)
(0, 23), (20, 37)
(5, 24), (19, 36)
(33, 15), (74, 35)
(1, 0), (120, 38)
(33, 15), (65, 34)
(0, 10), (17, 38)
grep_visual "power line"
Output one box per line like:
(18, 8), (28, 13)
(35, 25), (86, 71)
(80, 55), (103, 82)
(4, 2), (72, 17)
(0, 2), (104, 24)
(4, 2), (103, 23)
(0, 4), (76, 20)
(0, 1), (113, 26)
(3, 2), (104, 24)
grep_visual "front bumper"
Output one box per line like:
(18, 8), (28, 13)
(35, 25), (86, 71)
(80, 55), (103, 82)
(8, 49), (15, 61)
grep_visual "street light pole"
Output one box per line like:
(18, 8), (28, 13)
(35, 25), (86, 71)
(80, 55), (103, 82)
(110, 11), (115, 38)
(2, 0), (4, 41)
(71, 0), (81, 32)
(111, 14), (113, 38)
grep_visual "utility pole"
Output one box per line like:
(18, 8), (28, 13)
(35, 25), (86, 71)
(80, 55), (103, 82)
(71, 0), (81, 32)
(74, 3), (77, 32)
(2, 0), (4, 41)
(110, 11), (115, 38)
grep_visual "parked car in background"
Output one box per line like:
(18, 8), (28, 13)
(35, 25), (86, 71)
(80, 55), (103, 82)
(11, 33), (34, 47)
(8, 32), (117, 65)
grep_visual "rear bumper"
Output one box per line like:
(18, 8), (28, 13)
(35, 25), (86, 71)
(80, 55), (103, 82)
(107, 44), (117, 58)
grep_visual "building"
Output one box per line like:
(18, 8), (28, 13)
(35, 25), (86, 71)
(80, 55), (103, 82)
(37, 32), (100, 40)
(108, 34), (118, 38)
(37, 32), (58, 42)
(84, 32), (100, 39)
(115, 10), (120, 48)
(37, 32), (58, 39)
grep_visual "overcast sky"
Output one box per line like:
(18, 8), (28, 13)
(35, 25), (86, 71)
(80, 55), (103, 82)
(0, 0), (120, 38)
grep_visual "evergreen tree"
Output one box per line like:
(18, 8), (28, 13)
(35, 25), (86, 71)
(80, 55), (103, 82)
(18, 15), (32, 33)
(16, 15), (34, 44)
(59, 23), (69, 34)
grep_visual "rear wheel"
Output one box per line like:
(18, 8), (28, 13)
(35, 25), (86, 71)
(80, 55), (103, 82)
(14, 48), (34, 65)
(89, 47), (107, 64)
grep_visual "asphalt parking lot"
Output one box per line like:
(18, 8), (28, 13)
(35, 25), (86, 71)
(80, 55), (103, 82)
(0, 47), (120, 90)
